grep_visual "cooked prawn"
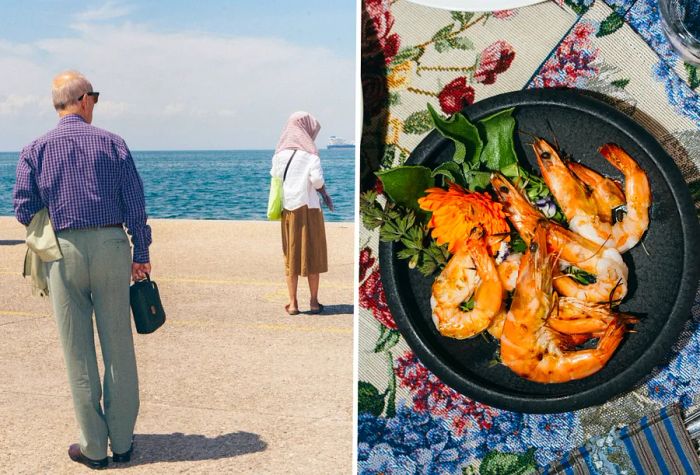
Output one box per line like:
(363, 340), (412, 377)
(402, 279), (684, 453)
(499, 225), (627, 383)
(491, 174), (628, 303)
(547, 296), (630, 335)
(431, 240), (504, 339)
(599, 144), (651, 252)
(567, 161), (625, 224)
(533, 139), (651, 253)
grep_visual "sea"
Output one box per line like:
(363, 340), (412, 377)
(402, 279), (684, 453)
(0, 149), (354, 222)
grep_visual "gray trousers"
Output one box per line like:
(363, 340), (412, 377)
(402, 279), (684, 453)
(47, 227), (139, 460)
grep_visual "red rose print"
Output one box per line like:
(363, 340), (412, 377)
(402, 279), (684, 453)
(363, 0), (400, 64)
(474, 40), (516, 85)
(395, 351), (495, 435)
(359, 247), (376, 282)
(438, 77), (475, 115)
(493, 9), (516, 19)
(359, 266), (397, 330)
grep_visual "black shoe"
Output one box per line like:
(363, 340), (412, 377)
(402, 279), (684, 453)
(112, 444), (133, 463)
(68, 444), (108, 470)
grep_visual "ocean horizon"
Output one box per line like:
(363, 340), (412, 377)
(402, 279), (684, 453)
(0, 149), (355, 222)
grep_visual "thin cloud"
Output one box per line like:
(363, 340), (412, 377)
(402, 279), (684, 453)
(73, 1), (134, 22)
(0, 21), (354, 150)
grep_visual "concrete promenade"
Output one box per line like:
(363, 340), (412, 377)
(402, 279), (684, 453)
(0, 217), (354, 474)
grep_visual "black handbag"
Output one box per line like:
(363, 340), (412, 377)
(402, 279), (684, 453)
(130, 274), (166, 334)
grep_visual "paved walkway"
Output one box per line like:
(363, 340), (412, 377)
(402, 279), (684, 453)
(0, 218), (354, 474)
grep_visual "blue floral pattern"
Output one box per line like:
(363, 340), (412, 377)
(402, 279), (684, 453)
(358, 405), (478, 474)
(645, 294), (700, 408)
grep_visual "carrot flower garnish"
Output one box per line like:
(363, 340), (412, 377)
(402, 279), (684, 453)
(418, 183), (509, 253)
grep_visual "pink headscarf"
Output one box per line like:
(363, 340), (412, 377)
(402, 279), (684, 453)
(275, 111), (321, 155)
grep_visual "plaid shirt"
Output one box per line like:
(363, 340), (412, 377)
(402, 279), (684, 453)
(13, 114), (152, 263)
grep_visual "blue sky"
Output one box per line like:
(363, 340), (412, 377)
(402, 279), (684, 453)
(0, 1), (356, 150)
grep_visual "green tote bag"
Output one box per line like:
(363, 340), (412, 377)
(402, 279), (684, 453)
(266, 150), (297, 221)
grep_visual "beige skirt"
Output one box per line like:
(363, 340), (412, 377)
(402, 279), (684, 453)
(281, 206), (328, 276)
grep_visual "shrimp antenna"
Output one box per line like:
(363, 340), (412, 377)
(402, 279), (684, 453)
(517, 129), (539, 139)
(545, 119), (561, 152)
(569, 235), (611, 266)
(607, 278), (624, 310)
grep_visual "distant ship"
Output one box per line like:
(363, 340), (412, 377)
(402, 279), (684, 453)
(327, 136), (355, 149)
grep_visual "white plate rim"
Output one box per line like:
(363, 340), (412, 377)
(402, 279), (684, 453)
(405, 0), (546, 12)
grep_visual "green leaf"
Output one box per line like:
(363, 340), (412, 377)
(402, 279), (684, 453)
(385, 351), (397, 417)
(459, 296), (475, 312)
(478, 108), (518, 172)
(463, 169), (492, 190)
(427, 103), (483, 165)
(611, 78), (630, 89)
(388, 92), (401, 106)
(376, 166), (434, 210)
(432, 24), (454, 42)
(374, 326), (401, 352)
(358, 381), (385, 416)
(381, 143), (398, 169)
(564, 266), (597, 285)
(403, 110), (433, 135)
(564, 0), (590, 15)
(596, 11), (625, 37)
(686, 63), (700, 90)
(447, 36), (475, 50)
(432, 161), (463, 186)
(359, 190), (384, 230)
(391, 46), (423, 66)
(450, 11), (475, 27)
(479, 449), (537, 475)
(434, 39), (450, 53)
(510, 235), (528, 254)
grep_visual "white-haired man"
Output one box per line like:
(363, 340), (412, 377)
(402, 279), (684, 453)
(13, 70), (151, 469)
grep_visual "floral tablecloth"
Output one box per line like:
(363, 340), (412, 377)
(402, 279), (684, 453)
(359, 0), (700, 473)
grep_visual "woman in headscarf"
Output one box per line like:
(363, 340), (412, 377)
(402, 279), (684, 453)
(271, 111), (334, 315)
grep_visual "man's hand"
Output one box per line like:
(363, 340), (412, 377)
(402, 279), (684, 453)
(132, 262), (151, 282)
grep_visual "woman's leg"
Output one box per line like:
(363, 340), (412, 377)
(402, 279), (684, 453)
(286, 273), (299, 313)
(308, 273), (320, 310)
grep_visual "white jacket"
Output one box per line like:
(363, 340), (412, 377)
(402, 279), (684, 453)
(270, 149), (325, 211)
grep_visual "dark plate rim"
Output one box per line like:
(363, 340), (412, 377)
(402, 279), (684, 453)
(378, 88), (700, 413)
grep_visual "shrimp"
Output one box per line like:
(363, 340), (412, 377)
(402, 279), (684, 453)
(533, 139), (651, 253)
(497, 252), (522, 292)
(599, 144), (651, 252)
(499, 225), (627, 383)
(567, 161), (625, 224)
(491, 174), (628, 303)
(547, 296), (634, 335)
(431, 240), (504, 339)
(548, 225), (628, 303)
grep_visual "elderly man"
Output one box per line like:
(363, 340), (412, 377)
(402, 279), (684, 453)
(13, 70), (151, 469)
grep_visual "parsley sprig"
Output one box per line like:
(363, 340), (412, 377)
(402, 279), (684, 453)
(360, 190), (450, 276)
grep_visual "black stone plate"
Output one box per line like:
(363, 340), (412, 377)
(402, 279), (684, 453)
(379, 89), (700, 413)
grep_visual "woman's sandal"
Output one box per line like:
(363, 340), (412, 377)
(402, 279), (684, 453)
(285, 304), (300, 315)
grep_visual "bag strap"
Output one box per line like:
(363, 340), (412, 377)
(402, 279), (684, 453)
(282, 150), (298, 182)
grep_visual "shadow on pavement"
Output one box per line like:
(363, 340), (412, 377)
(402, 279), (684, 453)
(121, 431), (267, 466)
(313, 304), (354, 316)
(0, 240), (24, 246)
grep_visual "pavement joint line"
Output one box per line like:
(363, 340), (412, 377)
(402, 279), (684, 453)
(157, 276), (352, 290)
(0, 272), (352, 290)
(0, 311), (352, 334)
(0, 310), (50, 317)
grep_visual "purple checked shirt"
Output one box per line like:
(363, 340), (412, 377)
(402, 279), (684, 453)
(13, 114), (152, 263)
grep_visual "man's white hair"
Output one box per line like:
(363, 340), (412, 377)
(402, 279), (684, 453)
(52, 70), (93, 111)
